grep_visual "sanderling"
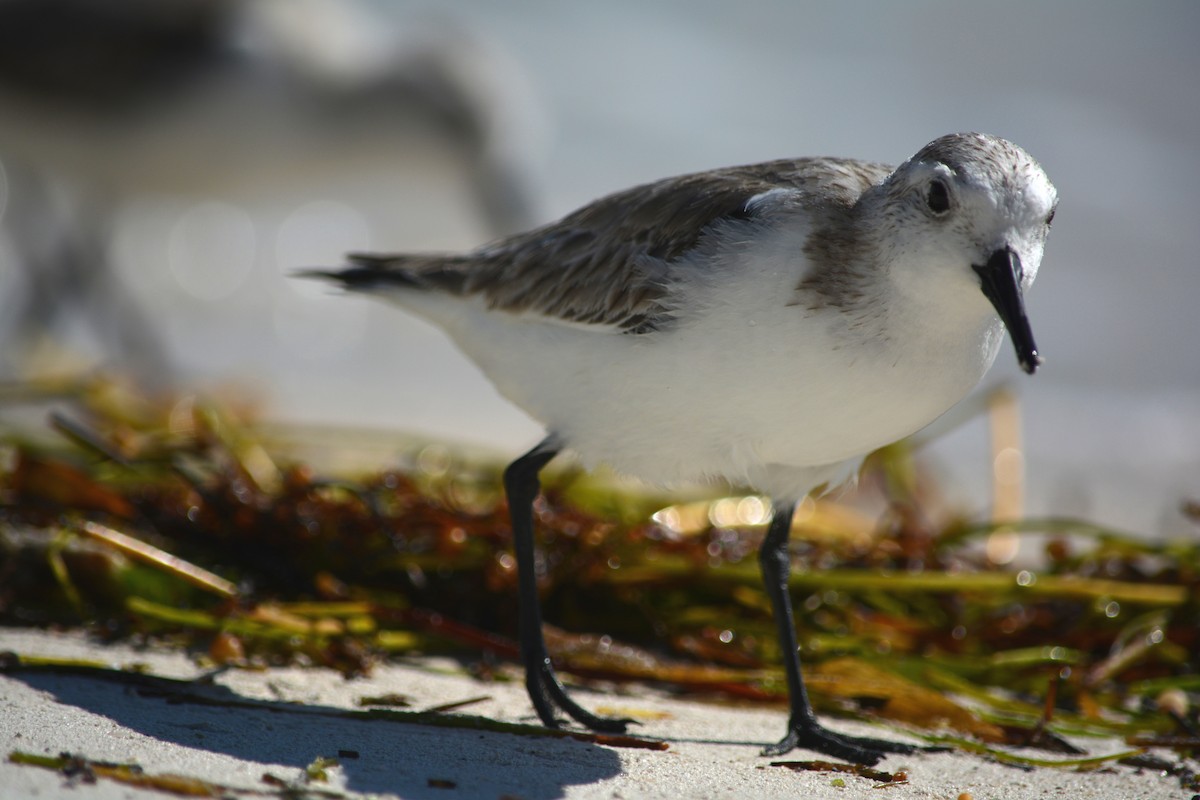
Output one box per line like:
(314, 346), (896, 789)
(304, 132), (1058, 764)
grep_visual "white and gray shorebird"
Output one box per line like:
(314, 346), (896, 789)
(305, 132), (1058, 764)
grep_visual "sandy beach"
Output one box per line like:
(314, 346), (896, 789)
(1, 627), (1189, 800)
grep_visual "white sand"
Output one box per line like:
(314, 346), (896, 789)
(0, 628), (1188, 800)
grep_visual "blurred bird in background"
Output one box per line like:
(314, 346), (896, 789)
(0, 0), (546, 384)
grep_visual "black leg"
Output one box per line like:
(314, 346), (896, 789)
(503, 437), (630, 733)
(759, 501), (916, 765)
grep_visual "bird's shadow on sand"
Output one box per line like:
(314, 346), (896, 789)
(11, 669), (624, 800)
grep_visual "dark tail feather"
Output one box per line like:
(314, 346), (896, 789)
(295, 253), (469, 294)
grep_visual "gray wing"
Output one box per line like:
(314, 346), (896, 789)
(334, 156), (892, 333)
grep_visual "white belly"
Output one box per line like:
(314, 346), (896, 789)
(401, 290), (1002, 501)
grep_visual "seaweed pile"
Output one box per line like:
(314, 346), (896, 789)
(0, 376), (1197, 771)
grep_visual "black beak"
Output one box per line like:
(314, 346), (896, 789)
(972, 247), (1041, 375)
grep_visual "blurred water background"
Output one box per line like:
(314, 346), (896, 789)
(0, 0), (1196, 537)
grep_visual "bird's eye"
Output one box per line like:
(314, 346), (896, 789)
(926, 179), (951, 215)
(1045, 206), (1057, 228)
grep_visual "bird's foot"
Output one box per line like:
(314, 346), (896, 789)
(761, 719), (918, 766)
(528, 658), (634, 734)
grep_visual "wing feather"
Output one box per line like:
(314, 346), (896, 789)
(326, 157), (892, 332)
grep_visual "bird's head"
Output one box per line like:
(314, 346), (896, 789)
(876, 132), (1057, 374)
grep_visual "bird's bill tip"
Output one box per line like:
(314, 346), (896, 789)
(972, 248), (1041, 376)
(1019, 351), (1043, 375)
